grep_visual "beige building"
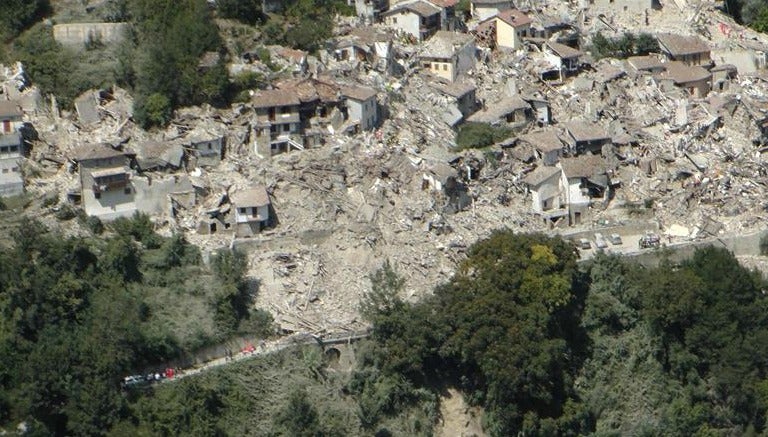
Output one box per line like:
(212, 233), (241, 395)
(342, 85), (379, 131)
(231, 186), (271, 237)
(657, 34), (711, 67)
(523, 166), (567, 221)
(251, 90), (302, 156)
(493, 9), (532, 50)
(419, 31), (477, 82)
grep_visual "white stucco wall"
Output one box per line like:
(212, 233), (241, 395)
(347, 98), (378, 130)
(83, 185), (137, 221)
(385, 11), (421, 40)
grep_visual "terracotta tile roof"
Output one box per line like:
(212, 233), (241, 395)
(0, 100), (22, 118)
(657, 33), (710, 56)
(545, 41), (582, 59)
(251, 89), (300, 108)
(276, 78), (341, 103)
(231, 186), (270, 207)
(496, 9), (532, 28)
(523, 165), (561, 187)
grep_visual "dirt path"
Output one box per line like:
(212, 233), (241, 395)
(435, 388), (486, 437)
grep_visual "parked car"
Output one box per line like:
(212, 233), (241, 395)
(122, 375), (146, 388)
(609, 233), (622, 245)
(594, 233), (608, 249)
(639, 233), (661, 249)
(578, 238), (591, 250)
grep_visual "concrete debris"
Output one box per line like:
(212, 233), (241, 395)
(3, 0), (768, 332)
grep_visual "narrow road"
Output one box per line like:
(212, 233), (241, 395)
(157, 329), (371, 384)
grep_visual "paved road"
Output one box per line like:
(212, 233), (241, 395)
(156, 330), (370, 384)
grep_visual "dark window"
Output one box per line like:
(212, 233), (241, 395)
(124, 187), (131, 195)
(239, 207), (246, 213)
(283, 124), (290, 132)
(95, 192), (101, 199)
(281, 106), (291, 114)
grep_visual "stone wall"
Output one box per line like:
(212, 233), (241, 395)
(53, 23), (129, 48)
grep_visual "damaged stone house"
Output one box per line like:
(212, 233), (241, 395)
(382, 0), (442, 41)
(341, 85), (379, 131)
(563, 120), (612, 155)
(419, 30), (477, 82)
(467, 95), (533, 129)
(475, 8), (532, 50)
(0, 100), (24, 197)
(231, 186), (272, 237)
(185, 132), (225, 168)
(428, 80), (478, 125)
(73, 144), (137, 220)
(352, 0), (389, 23)
(559, 154), (612, 225)
(517, 128), (564, 165)
(471, 0), (514, 21)
(541, 41), (583, 82)
(656, 33), (712, 67)
(653, 61), (712, 98)
(251, 89), (303, 156)
(333, 27), (394, 73)
(523, 165), (567, 221)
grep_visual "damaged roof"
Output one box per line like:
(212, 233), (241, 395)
(466, 96), (529, 123)
(421, 31), (475, 59)
(560, 155), (608, 178)
(657, 33), (710, 56)
(496, 9), (533, 28)
(71, 143), (126, 162)
(519, 129), (564, 153)
(341, 85), (377, 101)
(277, 78), (341, 103)
(564, 121), (610, 142)
(429, 80), (476, 97)
(523, 165), (561, 187)
(654, 61), (711, 84)
(0, 100), (23, 118)
(383, 0), (441, 17)
(627, 55), (665, 72)
(251, 89), (301, 108)
(545, 41), (582, 59)
(231, 186), (271, 207)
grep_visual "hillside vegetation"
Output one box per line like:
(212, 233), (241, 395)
(40, 230), (767, 436)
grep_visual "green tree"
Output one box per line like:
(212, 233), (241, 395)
(216, 0), (263, 24)
(361, 260), (406, 322)
(0, 0), (50, 41)
(273, 388), (322, 437)
(134, 92), (172, 128)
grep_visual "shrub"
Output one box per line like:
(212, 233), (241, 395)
(455, 122), (511, 150)
(760, 234), (768, 256)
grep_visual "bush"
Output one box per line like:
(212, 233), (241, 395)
(85, 215), (104, 235)
(455, 122), (511, 150)
(590, 31), (659, 60)
(760, 234), (768, 256)
(134, 92), (172, 128)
